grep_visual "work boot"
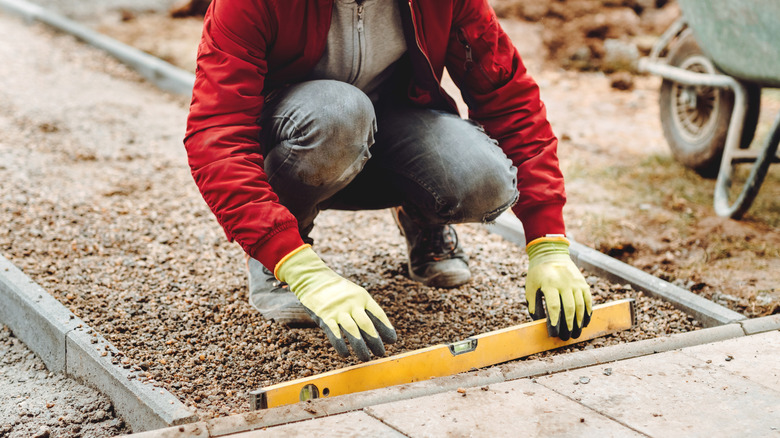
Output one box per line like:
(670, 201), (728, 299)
(393, 207), (471, 288)
(246, 255), (316, 328)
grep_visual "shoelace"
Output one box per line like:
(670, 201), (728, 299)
(418, 225), (459, 261)
(262, 266), (289, 291)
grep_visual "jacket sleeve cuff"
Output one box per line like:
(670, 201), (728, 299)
(248, 227), (306, 272)
(512, 202), (566, 245)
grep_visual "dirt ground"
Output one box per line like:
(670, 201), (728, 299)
(1, 0), (778, 427)
(492, 0), (681, 70)
(87, 0), (779, 316)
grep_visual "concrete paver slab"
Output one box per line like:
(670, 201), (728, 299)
(227, 412), (404, 438)
(365, 378), (642, 437)
(681, 330), (780, 393)
(537, 349), (780, 437)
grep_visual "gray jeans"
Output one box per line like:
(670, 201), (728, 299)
(260, 80), (519, 239)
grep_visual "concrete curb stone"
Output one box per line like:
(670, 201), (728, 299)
(0, 255), (80, 372)
(739, 314), (780, 335)
(0, 0), (195, 96)
(486, 212), (746, 327)
(0, 256), (71, 372)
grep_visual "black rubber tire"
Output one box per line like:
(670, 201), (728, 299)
(659, 29), (761, 178)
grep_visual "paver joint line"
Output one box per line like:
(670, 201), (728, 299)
(363, 407), (413, 438)
(532, 379), (654, 438)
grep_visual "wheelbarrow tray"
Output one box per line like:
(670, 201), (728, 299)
(679, 0), (780, 87)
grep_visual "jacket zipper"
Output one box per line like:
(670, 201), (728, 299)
(457, 28), (499, 88)
(456, 29), (474, 71)
(407, 1), (454, 110)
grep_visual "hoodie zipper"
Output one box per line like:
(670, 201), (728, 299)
(349, 3), (365, 85)
(357, 3), (364, 32)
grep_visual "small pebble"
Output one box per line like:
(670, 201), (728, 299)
(32, 426), (50, 438)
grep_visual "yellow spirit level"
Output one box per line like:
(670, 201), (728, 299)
(250, 299), (636, 410)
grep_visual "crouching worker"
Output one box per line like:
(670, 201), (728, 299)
(184, 0), (592, 361)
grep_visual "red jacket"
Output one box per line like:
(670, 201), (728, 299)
(184, 0), (566, 270)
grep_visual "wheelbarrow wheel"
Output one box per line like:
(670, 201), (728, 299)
(659, 29), (761, 178)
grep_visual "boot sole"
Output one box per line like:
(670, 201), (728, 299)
(265, 307), (318, 328)
(248, 292), (317, 328)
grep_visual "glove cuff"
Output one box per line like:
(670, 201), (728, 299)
(526, 234), (569, 251)
(273, 243), (312, 279)
(526, 236), (571, 264)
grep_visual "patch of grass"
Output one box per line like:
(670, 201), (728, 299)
(571, 211), (628, 251)
(574, 154), (706, 233)
(578, 150), (780, 231)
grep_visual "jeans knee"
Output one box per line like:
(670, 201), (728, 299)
(310, 81), (376, 146)
(478, 185), (519, 222)
(266, 81), (377, 187)
(439, 169), (518, 224)
(467, 189), (518, 223)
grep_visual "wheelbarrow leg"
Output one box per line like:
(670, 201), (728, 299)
(714, 108), (780, 218)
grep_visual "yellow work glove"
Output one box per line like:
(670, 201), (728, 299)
(275, 245), (397, 361)
(525, 236), (593, 340)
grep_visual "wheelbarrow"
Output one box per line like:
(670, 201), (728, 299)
(638, 0), (780, 218)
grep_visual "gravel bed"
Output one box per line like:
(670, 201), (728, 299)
(0, 324), (129, 438)
(0, 196), (700, 421)
(0, 13), (699, 422)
